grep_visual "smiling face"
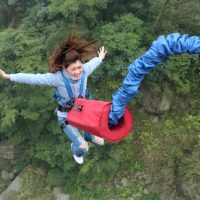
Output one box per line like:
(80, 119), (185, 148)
(65, 60), (83, 78)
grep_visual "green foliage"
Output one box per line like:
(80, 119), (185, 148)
(16, 166), (52, 200)
(99, 13), (146, 59)
(0, 158), (11, 170)
(21, 3), (50, 35)
(8, 0), (18, 5)
(0, 99), (18, 129)
(0, 1), (199, 199)
(45, 26), (69, 52)
(146, 0), (200, 34)
(48, 0), (79, 16)
(34, 140), (71, 169)
(132, 113), (200, 198)
(46, 168), (66, 187)
(48, 0), (109, 28)
(0, 27), (51, 147)
(90, 13), (148, 100)
(145, 54), (200, 95)
(0, 0), (37, 28)
(179, 156), (200, 183)
(144, 193), (159, 200)
(0, 27), (46, 71)
(1, 191), (18, 200)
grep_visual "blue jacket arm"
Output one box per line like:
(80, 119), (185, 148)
(10, 73), (58, 86)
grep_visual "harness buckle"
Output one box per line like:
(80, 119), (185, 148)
(72, 105), (83, 112)
(60, 120), (69, 129)
(57, 98), (75, 112)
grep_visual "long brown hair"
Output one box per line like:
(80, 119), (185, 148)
(49, 32), (98, 73)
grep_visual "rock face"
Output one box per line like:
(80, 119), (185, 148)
(179, 180), (200, 200)
(0, 140), (17, 194)
(141, 88), (173, 115)
(0, 140), (15, 160)
(53, 187), (70, 200)
(0, 175), (21, 200)
(0, 141), (71, 200)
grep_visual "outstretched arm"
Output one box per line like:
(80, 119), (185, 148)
(0, 69), (58, 87)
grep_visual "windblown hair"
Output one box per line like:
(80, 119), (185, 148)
(49, 32), (98, 73)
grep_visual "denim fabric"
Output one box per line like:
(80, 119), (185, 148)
(58, 116), (94, 157)
(83, 131), (95, 142)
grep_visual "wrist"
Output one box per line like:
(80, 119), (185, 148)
(98, 56), (104, 61)
(4, 74), (10, 80)
(97, 56), (103, 62)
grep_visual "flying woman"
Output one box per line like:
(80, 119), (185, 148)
(0, 33), (107, 164)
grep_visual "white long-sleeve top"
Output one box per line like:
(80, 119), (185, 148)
(10, 57), (102, 117)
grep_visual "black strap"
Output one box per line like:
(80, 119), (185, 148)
(57, 105), (71, 112)
(60, 120), (69, 129)
(57, 104), (83, 112)
(71, 105), (83, 112)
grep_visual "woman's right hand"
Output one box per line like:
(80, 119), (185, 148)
(0, 69), (10, 79)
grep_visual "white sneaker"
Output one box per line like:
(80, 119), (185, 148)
(71, 143), (84, 164)
(73, 154), (84, 164)
(92, 136), (104, 146)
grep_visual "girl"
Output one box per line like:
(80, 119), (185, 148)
(0, 33), (107, 164)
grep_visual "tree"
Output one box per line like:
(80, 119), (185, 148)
(0, 0), (37, 28)
(148, 0), (200, 34)
(90, 14), (148, 100)
(48, 0), (109, 28)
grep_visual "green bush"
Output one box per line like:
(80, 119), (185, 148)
(144, 193), (159, 200)
(16, 166), (52, 200)
(46, 168), (66, 187)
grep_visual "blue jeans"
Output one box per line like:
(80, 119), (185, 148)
(58, 116), (95, 157)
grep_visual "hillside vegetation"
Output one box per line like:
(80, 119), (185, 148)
(0, 0), (199, 199)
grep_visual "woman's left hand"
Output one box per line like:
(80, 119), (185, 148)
(98, 46), (107, 60)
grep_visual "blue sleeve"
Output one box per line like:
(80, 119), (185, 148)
(83, 57), (102, 76)
(10, 72), (59, 87)
(109, 33), (200, 125)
